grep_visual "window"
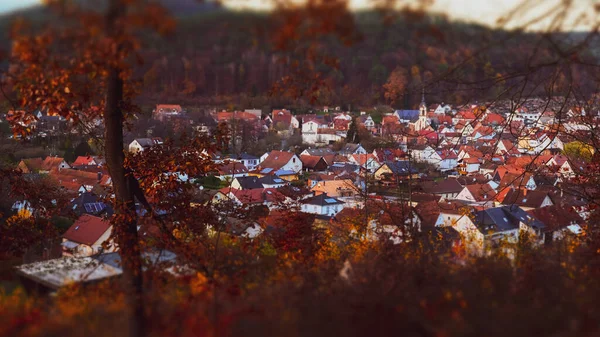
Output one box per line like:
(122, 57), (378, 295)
(293, 158), (296, 163)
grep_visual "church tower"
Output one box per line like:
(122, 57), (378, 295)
(419, 87), (427, 117)
(415, 87), (428, 131)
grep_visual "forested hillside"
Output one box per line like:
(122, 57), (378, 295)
(1, 2), (596, 109)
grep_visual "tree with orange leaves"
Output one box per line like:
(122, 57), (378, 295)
(6, 1), (174, 336)
(384, 67), (408, 106)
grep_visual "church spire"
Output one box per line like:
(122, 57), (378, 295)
(421, 86), (425, 105)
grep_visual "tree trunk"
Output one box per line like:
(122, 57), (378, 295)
(104, 1), (146, 337)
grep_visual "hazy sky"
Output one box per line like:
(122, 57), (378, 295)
(0, 0), (39, 13)
(1, 0), (596, 31)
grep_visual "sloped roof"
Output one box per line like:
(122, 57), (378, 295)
(72, 156), (96, 166)
(260, 151), (296, 170)
(234, 176), (263, 189)
(300, 155), (327, 170)
(302, 193), (345, 206)
(63, 214), (111, 246)
(222, 187), (286, 205)
(218, 162), (249, 175)
(156, 104), (182, 112)
(351, 153), (378, 166)
(381, 160), (418, 175)
(258, 175), (287, 185)
(528, 205), (584, 232)
(311, 179), (356, 196)
(501, 188), (550, 208)
(421, 178), (463, 194)
(42, 157), (67, 171)
(395, 110), (420, 122)
(465, 183), (497, 202)
(474, 205), (543, 234)
(19, 158), (44, 173)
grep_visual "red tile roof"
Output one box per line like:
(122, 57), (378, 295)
(259, 151), (296, 170)
(63, 214), (111, 246)
(72, 156), (96, 166)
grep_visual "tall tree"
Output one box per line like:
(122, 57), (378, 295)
(383, 67), (408, 106)
(346, 117), (360, 144)
(6, 1), (174, 336)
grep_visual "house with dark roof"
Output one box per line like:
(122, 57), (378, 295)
(395, 110), (420, 123)
(71, 192), (113, 216)
(128, 138), (164, 153)
(231, 176), (263, 190)
(472, 205), (546, 254)
(301, 148), (336, 157)
(374, 161), (419, 181)
(301, 193), (345, 217)
(420, 178), (464, 200)
(258, 175), (288, 188)
(237, 153), (260, 170)
(528, 205), (584, 244)
(499, 188), (553, 211)
(62, 214), (115, 257)
(339, 143), (366, 156)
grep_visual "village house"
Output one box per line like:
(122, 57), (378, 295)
(300, 193), (345, 217)
(71, 156), (100, 167)
(374, 161), (419, 182)
(349, 153), (380, 172)
(18, 157), (71, 174)
(529, 205), (584, 244)
(216, 187), (287, 210)
(128, 138), (164, 153)
(300, 155), (329, 172)
(217, 162), (249, 181)
(153, 104), (183, 121)
(258, 150), (303, 174)
(455, 183), (497, 207)
(231, 176), (263, 190)
(411, 144), (442, 167)
(62, 214), (115, 257)
(228, 153), (260, 171)
(311, 179), (357, 198)
(420, 178), (464, 200)
(499, 188), (553, 211)
(339, 143), (367, 156)
(271, 109), (299, 133)
(258, 175), (288, 189)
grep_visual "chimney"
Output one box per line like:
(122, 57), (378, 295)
(523, 188), (527, 196)
(97, 172), (102, 181)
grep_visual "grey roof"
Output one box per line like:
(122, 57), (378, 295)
(234, 176), (264, 189)
(474, 205), (544, 234)
(259, 175), (286, 185)
(383, 161), (418, 175)
(304, 148), (335, 156)
(95, 250), (178, 270)
(340, 143), (362, 154)
(238, 153), (259, 160)
(134, 138), (154, 147)
(71, 192), (113, 216)
(395, 110), (420, 122)
(302, 193), (345, 206)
